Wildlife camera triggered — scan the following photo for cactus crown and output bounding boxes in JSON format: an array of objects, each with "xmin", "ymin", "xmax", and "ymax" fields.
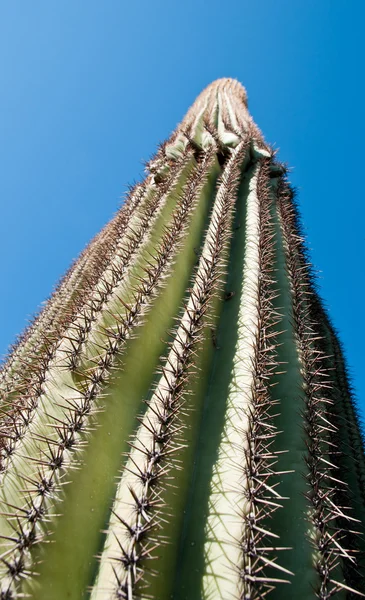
[{"xmin": 0, "ymin": 78, "xmax": 364, "ymax": 600}]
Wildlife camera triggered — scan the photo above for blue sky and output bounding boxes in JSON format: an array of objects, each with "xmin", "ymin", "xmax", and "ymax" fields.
[{"xmin": 0, "ymin": 1, "xmax": 364, "ymax": 418}]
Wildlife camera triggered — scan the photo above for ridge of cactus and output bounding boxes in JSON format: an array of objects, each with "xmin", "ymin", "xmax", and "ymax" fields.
[
  {"xmin": 197, "ymin": 160, "xmax": 286, "ymax": 600},
  {"xmin": 91, "ymin": 139, "xmax": 247, "ymax": 600},
  {"xmin": 0, "ymin": 78, "xmax": 364, "ymax": 600},
  {"xmin": 0, "ymin": 145, "xmax": 219, "ymax": 599},
  {"xmin": 275, "ymin": 179, "xmax": 363, "ymax": 598},
  {"xmin": 310, "ymin": 298, "xmax": 365, "ymax": 594}
]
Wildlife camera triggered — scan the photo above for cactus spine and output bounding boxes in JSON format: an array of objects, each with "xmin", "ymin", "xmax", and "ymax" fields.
[{"xmin": 0, "ymin": 79, "xmax": 364, "ymax": 600}]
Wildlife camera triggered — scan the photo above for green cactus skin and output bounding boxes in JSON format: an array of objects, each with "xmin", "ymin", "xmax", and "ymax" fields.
[{"xmin": 0, "ymin": 79, "xmax": 364, "ymax": 600}]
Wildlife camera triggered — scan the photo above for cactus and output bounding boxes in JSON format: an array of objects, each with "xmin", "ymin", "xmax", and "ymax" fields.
[{"xmin": 0, "ymin": 78, "xmax": 364, "ymax": 600}]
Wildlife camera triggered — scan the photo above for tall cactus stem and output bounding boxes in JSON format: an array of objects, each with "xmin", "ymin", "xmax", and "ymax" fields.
[{"xmin": 0, "ymin": 78, "xmax": 363, "ymax": 600}]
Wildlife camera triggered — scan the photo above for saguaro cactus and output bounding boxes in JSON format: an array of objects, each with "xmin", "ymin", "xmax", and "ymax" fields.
[{"xmin": 0, "ymin": 78, "xmax": 364, "ymax": 600}]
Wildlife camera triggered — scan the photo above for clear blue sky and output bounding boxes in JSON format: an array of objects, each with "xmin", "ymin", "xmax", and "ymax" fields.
[{"xmin": 0, "ymin": 2, "xmax": 364, "ymax": 418}]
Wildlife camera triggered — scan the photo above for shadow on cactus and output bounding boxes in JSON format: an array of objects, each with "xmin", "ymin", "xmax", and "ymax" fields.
[{"xmin": 0, "ymin": 79, "xmax": 364, "ymax": 600}]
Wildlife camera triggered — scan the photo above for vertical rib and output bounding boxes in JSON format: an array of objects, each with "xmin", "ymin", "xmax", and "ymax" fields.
[
  {"xmin": 91, "ymin": 141, "xmax": 246, "ymax": 600},
  {"xmin": 0, "ymin": 149, "xmax": 217, "ymax": 599},
  {"xmin": 276, "ymin": 180, "xmax": 363, "ymax": 598},
  {"xmin": 200, "ymin": 160, "xmax": 284, "ymax": 600}
]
